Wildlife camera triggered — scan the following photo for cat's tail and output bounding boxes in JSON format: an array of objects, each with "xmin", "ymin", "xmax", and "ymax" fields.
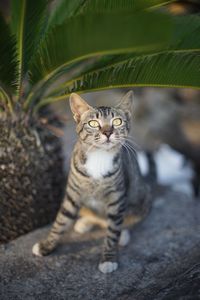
[
  {"xmin": 143, "ymin": 151, "xmax": 157, "ymax": 187},
  {"xmin": 128, "ymin": 167, "xmax": 156, "ymax": 224}
]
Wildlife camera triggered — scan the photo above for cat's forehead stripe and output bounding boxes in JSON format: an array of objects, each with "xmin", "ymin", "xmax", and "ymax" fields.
[{"xmin": 96, "ymin": 106, "xmax": 112, "ymax": 118}]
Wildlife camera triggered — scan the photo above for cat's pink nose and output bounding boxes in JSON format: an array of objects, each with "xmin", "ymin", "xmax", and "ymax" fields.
[{"xmin": 101, "ymin": 125, "xmax": 113, "ymax": 139}]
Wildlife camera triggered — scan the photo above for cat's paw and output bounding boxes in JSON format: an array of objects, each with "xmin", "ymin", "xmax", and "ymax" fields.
[
  {"xmin": 74, "ymin": 217, "xmax": 93, "ymax": 234},
  {"xmin": 32, "ymin": 243, "xmax": 43, "ymax": 256},
  {"xmin": 98, "ymin": 261, "xmax": 118, "ymax": 274},
  {"xmin": 119, "ymin": 229, "xmax": 130, "ymax": 247},
  {"xmin": 32, "ymin": 241, "xmax": 55, "ymax": 256}
]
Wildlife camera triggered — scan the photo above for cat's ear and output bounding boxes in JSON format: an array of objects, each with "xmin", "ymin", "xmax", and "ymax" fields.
[
  {"xmin": 69, "ymin": 93, "xmax": 92, "ymax": 122},
  {"xmin": 118, "ymin": 90, "xmax": 134, "ymax": 115}
]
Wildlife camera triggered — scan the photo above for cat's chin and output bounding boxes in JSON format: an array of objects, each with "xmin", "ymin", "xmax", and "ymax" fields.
[{"xmin": 101, "ymin": 142, "xmax": 120, "ymax": 151}]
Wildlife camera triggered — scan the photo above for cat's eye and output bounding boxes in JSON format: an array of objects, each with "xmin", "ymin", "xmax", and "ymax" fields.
[
  {"xmin": 88, "ymin": 120, "xmax": 100, "ymax": 128},
  {"xmin": 112, "ymin": 118, "xmax": 122, "ymax": 126}
]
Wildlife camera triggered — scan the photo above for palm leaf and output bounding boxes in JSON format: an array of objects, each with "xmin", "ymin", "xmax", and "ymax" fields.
[
  {"xmin": 47, "ymin": 0, "xmax": 86, "ymax": 30},
  {"xmin": 0, "ymin": 14, "xmax": 17, "ymax": 92},
  {"xmin": 36, "ymin": 51, "xmax": 200, "ymax": 110},
  {"xmin": 47, "ymin": 0, "xmax": 174, "ymax": 30},
  {"xmin": 42, "ymin": 54, "xmax": 133, "ymax": 98},
  {"xmin": 0, "ymin": 87, "xmax": 13, "ymax": 113},
  {"xmin": 11, "ymin": 0, "xmax": 47, "ymax": 98},
  {"xmin": 39, "ymin": 0, "xmax": 164, "ymax": 59},
  {"xmin": 29, "ymin": 10, "xmax": 172, "ymax": 85},
  {"xmin": 170, "ymin": 15, "xmax": 200, "ymax": 50},
  {"xmin": 33, "ymin": 14, "xmax": 200, "ymax": 109},
  {"xmin": 66, "ymin": 52, "xmax": 200, "ymax": 90},
  {"xmin": 81, "ymin": 0, "xmax": 174, "ymax": 13}
]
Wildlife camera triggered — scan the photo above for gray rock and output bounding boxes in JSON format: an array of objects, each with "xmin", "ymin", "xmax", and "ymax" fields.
[{"xmin": 0, "ymin": 190, "xmax": 200, "ymax": 300}]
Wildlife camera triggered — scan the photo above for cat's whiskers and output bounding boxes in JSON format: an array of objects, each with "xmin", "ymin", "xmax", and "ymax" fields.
[
  {"xmin": 120, "ymin": 141, "xmax": 133, "ymax": 161},
  {"xmin": 114, "ymin": 136, "xmax": 137, "ymax": 152},
  {"xmin": 113, "ymin": 137, "xmax": 136, "ymax": 160},
  {"xmin": 123, "ymin": 139, "xmax": 137, "ymax": 153},
  {"xmin": 124, "ymin": 142, "xmax": 137, "ymax": 159},
  {"xmin": 121, "ymin": 135, "xmax": 140, "ymax": 150}
]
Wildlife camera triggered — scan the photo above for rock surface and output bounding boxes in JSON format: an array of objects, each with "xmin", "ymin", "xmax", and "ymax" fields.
[{"xmin": 0, "ymin": 189, "xmax": 200, "ymax": 300}]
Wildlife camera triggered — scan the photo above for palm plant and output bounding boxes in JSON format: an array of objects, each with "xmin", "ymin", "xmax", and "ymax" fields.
[{"xmin": 0, "ymin": 0, "xmax": 200, "ymax": 243}]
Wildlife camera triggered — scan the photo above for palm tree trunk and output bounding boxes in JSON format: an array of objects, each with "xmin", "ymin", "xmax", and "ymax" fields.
[{"xmin": 0, "ymin": 113, "xmax": 66, "ymax": 243}]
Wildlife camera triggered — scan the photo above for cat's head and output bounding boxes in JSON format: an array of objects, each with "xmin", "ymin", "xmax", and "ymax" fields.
[{"xmin": 69, "ymin": 91, "xmax": 133, "ymax": 150}]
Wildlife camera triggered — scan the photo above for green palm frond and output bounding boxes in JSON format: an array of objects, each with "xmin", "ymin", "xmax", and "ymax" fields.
[
  {"xmin": 0, "ymin": 14, "xmax": 17, "ymax": 92},
  {"xmin": 11, "ymin": 0, "xmax": 47, "ymax": 98},
  {"xmin": 47, "ymin": 0, "xmax": 86, "ymax": 30},
  {"xmin": 66, "ymin": 51, "xmax": 200, "ymax": 90},
  {"xmin": 44, "ymin": 54, "xmax": 130, "ymax": 97},
  {"xmin": 37, "ymin": 51, "xmax": 200, "ymax": 110},
  {"xmin": 81, "ymin": 0, "xmax": 174, "ymax": 13},
  {"xmin": 33, "ymin": 14, "xmax": 200, "ymax": 110},
  {"xmin": 37, "ymin": 0, "xmax": 166, "ymax": 64},
  {"xmin": 29, "ymin": 10, "xmax": 172, "ymax": 84},
  {"xmin": 170, "ymin": 15, "xmax": 200, "ymax": 50},
  {"xmin": 0, "ymin": 87, "xmax": 13, "ymax": 113},
  {"xmin": 1, "ymin": 0, "xmax": 199, "ymax": 115},
  {"xmin": 47, "ymin": 0, "xmax": 174, "ymax": 30}
]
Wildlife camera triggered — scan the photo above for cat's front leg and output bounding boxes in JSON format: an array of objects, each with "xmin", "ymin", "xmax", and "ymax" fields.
[
  {"xmin": 32, "ymin": 192, "xmax": 80, "ymax": 256},
  {"xmin": 99, "ymin": 194, "xmax": 126, "ymax": 273}
]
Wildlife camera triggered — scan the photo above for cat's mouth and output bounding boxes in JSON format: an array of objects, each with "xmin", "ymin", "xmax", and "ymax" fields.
[
  {"xmin": 101, "ymin": 140, "xmax": 112, "ymax": 146},
  {"xmin": 101, "ymin": 139, "xmax": 121, "ymax": 150},
  {"xmin": 95, "ymin": 135, "xmax": 122, "ymax": 149}
]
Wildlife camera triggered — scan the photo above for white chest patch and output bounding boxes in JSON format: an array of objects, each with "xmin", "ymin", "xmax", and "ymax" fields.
[{"xmin": 85, "ymin": 150, "xmax": 115, "ymax": 180}]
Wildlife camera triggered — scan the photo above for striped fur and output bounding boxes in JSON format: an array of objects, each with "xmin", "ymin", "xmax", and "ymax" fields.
[{"xmin": 32, "ymin": 92, "xmax": 151, "ymax": 273}]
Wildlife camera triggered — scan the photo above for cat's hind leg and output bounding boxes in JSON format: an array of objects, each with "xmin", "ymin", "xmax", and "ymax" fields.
[
  {"xmin": 74, "ymin": 207, "xmax": 107, "ymax": 233},
  {"xmin": 74, "ymin": 209, "xmax": 131, "ymax": 247},
  {"xmin": 74, "ymin": 217, "xmax": 94, "ymax": 234}
]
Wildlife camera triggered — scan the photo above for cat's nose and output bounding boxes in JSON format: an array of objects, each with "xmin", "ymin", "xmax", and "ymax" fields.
[
  {"xmin": 103, "ymin": 131, "xmax": 112, "ymax": 138},
  {"xmin": 101, "ymin": 126, "xmax": 113, "ymax": 139}
]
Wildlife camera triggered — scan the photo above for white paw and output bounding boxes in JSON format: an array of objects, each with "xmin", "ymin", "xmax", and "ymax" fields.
[
  {"xmin": 74, "ymin": 218, "xmax": 93, "ymax": 234},
  {"xmin": 32, "ymin": 243, "xmax": 42, "ymax": 256},
  {"xmin": 98, "ymin": 261, "xmax": 118, "ymax": 274},
  {"xmin": 119, "ymin": 229, "xmax": 130, "ymax": 247}
]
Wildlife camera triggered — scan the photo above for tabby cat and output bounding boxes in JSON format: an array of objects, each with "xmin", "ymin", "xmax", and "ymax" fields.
[{"xmin": 32, "ymin": 91, "xmax": 151, "ymax": 273}]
